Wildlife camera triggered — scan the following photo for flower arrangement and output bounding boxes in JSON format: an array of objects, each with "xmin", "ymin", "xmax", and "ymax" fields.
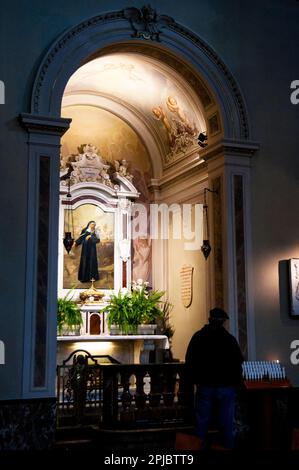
[{"xmin": 105, "ymin": 279, "xmax": 165, "ymax": 335}]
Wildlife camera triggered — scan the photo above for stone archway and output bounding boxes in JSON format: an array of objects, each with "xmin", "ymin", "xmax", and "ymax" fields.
[
  {"xmin": 30, "ymin": 8, "xmax": 249, "ymax": 139},
  {"xmin": 20, "ymin": 5, "xmax": 258, "ymax": 399}
]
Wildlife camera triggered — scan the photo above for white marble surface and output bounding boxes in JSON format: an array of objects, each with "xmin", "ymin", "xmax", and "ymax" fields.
[
  {"xmin": 57, "ymin": 334, "xmax": 169, "ymax": 365},
  {"xmin": 57, "ymin": 334, "xmax": 169, "ymax": 348}
]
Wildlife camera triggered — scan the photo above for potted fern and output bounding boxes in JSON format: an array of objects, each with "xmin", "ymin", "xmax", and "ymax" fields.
[
  {"xmin": 105, "ymin": 290, "xmax": 138, "ymax": 335},
  {"xmin": 57, "ymin": 289, "xmax": 83, "ymax": 336},
  {"xmin": 132, "ymin": 282, "xmax": 164, "ymax": 334},
  {"xmin": 105, "ymin": 280, "xmax": 164, "ymax": 335},
  {"xmin": 156, "ymin": 300, "xmax": 176, "ymax": 361}
]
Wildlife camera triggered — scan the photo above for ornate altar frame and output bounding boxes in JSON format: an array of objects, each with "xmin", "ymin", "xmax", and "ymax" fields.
[{"xmin": 58, "ymin": 144, "xmax": 140, "ymax": 298}]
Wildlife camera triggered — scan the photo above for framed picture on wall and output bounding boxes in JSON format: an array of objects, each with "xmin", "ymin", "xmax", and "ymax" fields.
[
  {"xmin": 63, "ymin": 203, "xmax": 114, "ymax": 290},
  {"xmin": 289, "ymin": 259, "xmax": 299, "ymax": 316}
]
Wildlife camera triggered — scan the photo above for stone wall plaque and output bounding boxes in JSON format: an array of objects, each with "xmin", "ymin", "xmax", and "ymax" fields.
[{"xmin": 180, "ymin": 264, "xmax": 194, "ymax": 308}]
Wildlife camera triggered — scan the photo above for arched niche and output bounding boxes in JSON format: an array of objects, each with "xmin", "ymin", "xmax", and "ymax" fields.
[
  {"xmin": 89, "ymin": 313, "xmax": 101, "ymax": 335},
  {"xmin": 30, "ymin": 10, "xmax": 250, "ymax": 140},
  {"xmin": 19, "ymin": 6, "xmax": 258, "ymax": 398}
]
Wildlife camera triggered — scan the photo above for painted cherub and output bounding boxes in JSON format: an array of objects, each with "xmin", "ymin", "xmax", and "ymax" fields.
[
  {"xmin": 152, "ymin": 105, "xmax": 174, "ymax": 146},
  {"xmin": 166, "ymin": 96, "xmax": 198, "ymax": 136}
]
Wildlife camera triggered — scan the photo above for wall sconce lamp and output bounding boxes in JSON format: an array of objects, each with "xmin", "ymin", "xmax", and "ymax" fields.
[
  {"xmin": 201, "ymin": 187, "xmax": 218, "ymax": 259},
  {"xmin": 63, "ymin": 178, "xmax": 74, "ymax": 254},
  {"xmin": 198, "ymin": 132, "xmax": 208, "ymax": 148}
]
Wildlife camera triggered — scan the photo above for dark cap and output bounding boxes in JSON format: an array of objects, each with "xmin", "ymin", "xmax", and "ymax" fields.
[{"xmin": 209, "ymin": 307, "xmax": 229, "ymax": 320}]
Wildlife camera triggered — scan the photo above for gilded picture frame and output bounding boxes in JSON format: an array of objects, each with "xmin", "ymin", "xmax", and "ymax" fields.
[{"xmin": 63, "ymin": 203, "xmax": 114, "ymax": 290}]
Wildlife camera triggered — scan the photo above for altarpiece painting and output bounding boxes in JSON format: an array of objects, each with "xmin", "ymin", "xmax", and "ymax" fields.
[{"xmin": 63, "ymin": 203, "xmax": 114, "ymax": 290}]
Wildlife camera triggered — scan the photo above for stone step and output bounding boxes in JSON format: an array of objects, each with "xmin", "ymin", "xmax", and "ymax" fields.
[{"xmin": 55, "ymin": 425, "xmax": 194, "ymax": 451}]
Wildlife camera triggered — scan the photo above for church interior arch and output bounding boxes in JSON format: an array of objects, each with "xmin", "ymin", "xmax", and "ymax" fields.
[{"xmin": 58, "ymin": 45, "xmax": 223, "ymax": 361}]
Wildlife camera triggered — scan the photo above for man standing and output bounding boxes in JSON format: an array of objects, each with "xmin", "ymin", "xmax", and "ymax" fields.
[{"xmin": 185, "ymin": 308, "xmax": 243, "ymax": 449}]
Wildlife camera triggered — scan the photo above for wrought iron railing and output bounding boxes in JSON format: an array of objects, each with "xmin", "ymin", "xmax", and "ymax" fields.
[
  {"xmin": 56, "ymin": 350, "xmax": 193, "ymax": 428},
  {"xmin": 56, "ymin": 350, "xmax": 102, "ymax": 427}
]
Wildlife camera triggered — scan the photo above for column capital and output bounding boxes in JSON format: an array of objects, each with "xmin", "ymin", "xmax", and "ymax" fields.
[
  {"xmin": 19, "ymin": 113, "xmax": 71, "ymax": 137},
  {"xmin": 202, "ymin": 138, "xmax": 259, "ymax": 163}
]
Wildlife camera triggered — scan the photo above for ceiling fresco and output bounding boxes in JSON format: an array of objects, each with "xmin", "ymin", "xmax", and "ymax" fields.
[{"xmin": 63, "ymin": 53, "xmax": 206, "ymax": 163}]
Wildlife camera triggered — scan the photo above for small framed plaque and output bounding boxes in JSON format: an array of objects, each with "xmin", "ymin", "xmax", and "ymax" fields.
[
  {"xmin": 289, "ymin": 259, "xmax": 299, "ymax": 316},
  {"xmin": 180, "ymin": 264, "xmax": 194, "ymax": 308}
]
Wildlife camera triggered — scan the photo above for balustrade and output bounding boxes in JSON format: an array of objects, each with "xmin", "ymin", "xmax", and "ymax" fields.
[{"xmin": 56, "ymin": 350, "xmax": 193, "ymax": 428}]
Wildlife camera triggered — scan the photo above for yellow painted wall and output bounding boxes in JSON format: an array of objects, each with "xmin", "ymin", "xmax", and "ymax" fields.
[
  {"xmin": 168, "ymin": 210, "xmax": 207, "ymax": 361},
  {"xmin": 61, "ymin": 105, "xmax": 151, "ymax": 173}
]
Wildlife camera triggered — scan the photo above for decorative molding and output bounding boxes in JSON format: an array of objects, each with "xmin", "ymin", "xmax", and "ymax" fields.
[
  {"xmin": 32, "ymin": 9, "xmax": 125, "ymax": 114},
  {"xmin": 58, "ymin": 174, "xmax": 137, "ymax": 297},
  {"xmin": 61, "ymin": 144, "xmax": 137, "ymax": 190},
  {"xmin": 123, "ymin": 5, "xmax": 174, "ymax": 41},
  {"xmin": 114, "ymin": 160, "xmax": 134, "ymax": 182},
  {"xmin": 200, "ymin": 138, "xmax": 259, "ymax": 161},
  {"xmin": 154, "ymin": 156, "xmax": 206, "ymax": 193},
  {"xmin": 61, "ymin": 194, "xmax": 117, "ymax": 209},
  {"xmin": 30, "ymin": 6, "xmax": 250, "ymax": 141},
  {"xmin": 149, "ymin": 137, "xmax": 258, "ymax": 196},
  {"xmin": 168, "ymin": 21, "xmax": 250, "ymax": 139},
  {"xmin": 20, "ymin": 113, "xmax": 71, "ymax": 136},
  {"xmin": 208, "ymin": 112, "xmax": 221, "ymax": 137},
  {"xmin": 162, "ymin": 145, "xmax": 202, "ymax": 171},
  {"xmin": 64, "ymin": 143, "xmax": 116, "ymax": 188}
]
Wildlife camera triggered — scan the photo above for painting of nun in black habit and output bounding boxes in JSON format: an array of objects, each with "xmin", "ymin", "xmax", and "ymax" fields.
[{"xmin": 75, "ymin": 220, "xmax": 100, "ymax": 282}]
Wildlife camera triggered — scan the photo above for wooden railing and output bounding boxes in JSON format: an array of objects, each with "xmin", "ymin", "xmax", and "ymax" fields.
[
  {"xmin": 56, "ymin": 350, "xmax": 193, "ymax": 428},
  {"xmin": 101, "ymin": 363, "xmax": 193, "ymax": 428}
]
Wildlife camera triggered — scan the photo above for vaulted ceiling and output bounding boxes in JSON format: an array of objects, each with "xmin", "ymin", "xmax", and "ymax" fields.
[{"xmin": 61, "ymin": 52, "xmax": 207, "ymax": 177}]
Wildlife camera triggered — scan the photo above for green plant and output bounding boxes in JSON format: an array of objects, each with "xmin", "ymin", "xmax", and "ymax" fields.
[
  {"xmin": 132, "ymin": 287, "xmax": 164, "ymax": 325},
  {"xmin": 57, "ymin": 289, "xmax": 82, "ymax": 335},
  {"xmin": 156, "ymin": 300, "xmax": 176, "ymax": 362},
  {"xmin": 105, "ymin": 285, "xmax": 165, "ymax": 334},
  {"xmin": 105, "ymin": 290, "xmax": 136, "ymax": 334},
  {"xmin": 156, "ymin": 300, "xmax": 175, "ymax": 339}
]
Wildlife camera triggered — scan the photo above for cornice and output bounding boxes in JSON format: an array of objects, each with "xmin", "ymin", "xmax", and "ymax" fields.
[
  {"xmin": 19, "ymin": 113, "xmax": 71, "ymax": 136},
  {"xmin": 148, "ymin": 137, "xmax": 259, "ymax": 193},
  {"xmin": 200, "ymin": 138, "xmax": 260, "ymax": 161}
]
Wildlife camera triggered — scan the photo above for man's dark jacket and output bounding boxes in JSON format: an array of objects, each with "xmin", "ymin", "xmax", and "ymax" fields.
[{"xmin": 185, "ymin": 324, "xmax": 244, "ymax": 387}]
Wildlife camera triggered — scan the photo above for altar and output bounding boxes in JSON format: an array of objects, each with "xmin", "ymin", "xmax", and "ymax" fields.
[
  {"xmin": 57, "ymin": 143, "xmax": 170, "ymax": 366},
  {"xmin": 57, "ymin": 334, "xmax": 169, "ymax": 365},
  {"xmin": 57, "ymin": 297, "xmax": 170, "ymax": 366}
]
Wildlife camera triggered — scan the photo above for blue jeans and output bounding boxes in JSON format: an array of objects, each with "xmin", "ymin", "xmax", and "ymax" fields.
[{"xmin": 195, "ymin": 385, "xmax": 236, "ymax": 449}]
